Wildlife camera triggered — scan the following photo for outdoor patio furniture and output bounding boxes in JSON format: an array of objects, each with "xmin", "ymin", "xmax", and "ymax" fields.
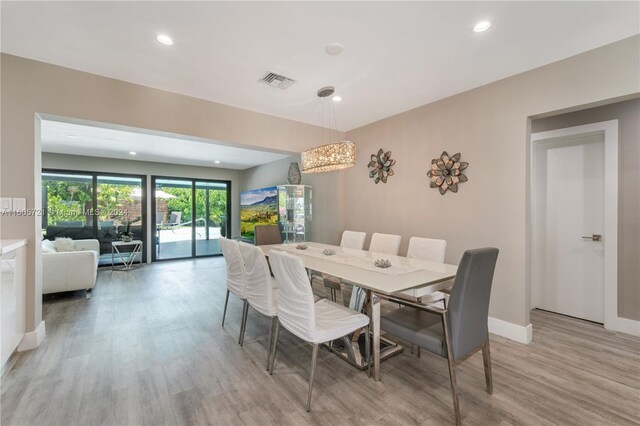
[{"xmin": 167, "ymin": 211, "xmax": 182, "ymax": 227}]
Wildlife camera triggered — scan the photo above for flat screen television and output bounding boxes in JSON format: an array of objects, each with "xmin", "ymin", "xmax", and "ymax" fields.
[{"xmin": 240, "ymin": 186, "xmax": 278, "ymax": 242}]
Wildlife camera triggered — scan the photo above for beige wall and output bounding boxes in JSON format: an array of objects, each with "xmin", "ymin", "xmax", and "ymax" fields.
[
  {"xmin": 0, "ymin": 53, "xmax": 324, "ymax": 333},
  {"xmin": 344, "ymin": 35, "xmax": 640, "ymax": 327},
  {"xmin": 241, "ymin": 156, "xmax": 345, "ymax": 245},
  {"xmin": 2, "ymin": 36, "xmax": 639, "ymax": 336},
  {"xmin": 42, "ymin": 153, "xmax": 243, "ymax": 261},
  {"xmin": 531, "ymin": 99, "xmax": 640, "ymax": 321}
]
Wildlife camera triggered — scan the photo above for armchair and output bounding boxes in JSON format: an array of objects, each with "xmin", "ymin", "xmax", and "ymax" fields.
[{"xmin": 41, "ymin": 239, "xmax": 100, "ymax": 296}]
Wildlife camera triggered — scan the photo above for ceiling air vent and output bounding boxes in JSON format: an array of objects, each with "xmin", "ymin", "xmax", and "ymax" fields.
[{"xmin": 258, "ymin": 71, "xmax": 296, "ymax": 89}]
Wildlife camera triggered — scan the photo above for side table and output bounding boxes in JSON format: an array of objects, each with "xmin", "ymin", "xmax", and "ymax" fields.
[{"xmin": 112, "ymin": 240, "xmax": 143, "ymax": 270}]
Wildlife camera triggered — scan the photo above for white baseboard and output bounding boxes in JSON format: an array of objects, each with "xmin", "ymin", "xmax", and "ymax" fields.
[
  {"xmin": 488, "ymin": 316, "xmax": 532, "ymax": 344},
  {"xmin": 605, "ymin": 316, "xmax": 640, "ymax": 337},
  {"xmin": 18, "ymin": 321, "xmax": 46, "ymax": 351}
]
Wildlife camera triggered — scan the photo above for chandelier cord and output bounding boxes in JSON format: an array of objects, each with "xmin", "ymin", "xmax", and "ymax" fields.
[
  {"xmin": 331, "ymin": 98, "xmax": 340, "ymax": 141},
  {"xmin": 315, "ymin": 97, "xmax": 322, "ymax": 147}
]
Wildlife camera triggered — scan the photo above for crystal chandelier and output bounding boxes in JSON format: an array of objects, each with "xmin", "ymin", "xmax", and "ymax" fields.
[
  {"xmin": 301, "ymin": 86, "xmax": 356, "ymax": 173},
  {"xmin": 302, "ymin": 141, "xmax": 356, "ymax": 173}
]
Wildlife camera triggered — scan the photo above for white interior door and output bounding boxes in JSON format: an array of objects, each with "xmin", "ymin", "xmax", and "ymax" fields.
[{"xmin": 533, "ymin": 132, "xmax": 605, "ymax": 323}]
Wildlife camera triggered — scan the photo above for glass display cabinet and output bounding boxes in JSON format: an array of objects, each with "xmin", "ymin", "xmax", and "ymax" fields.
[{"xmin": 277, "ymin": 185, "xmax": 312, "ymax": 243}]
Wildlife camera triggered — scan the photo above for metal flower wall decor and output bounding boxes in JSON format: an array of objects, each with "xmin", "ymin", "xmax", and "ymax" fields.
[
  {"xmin": 427, "ymin": 151, "xmax": 468, "ymax": 195},
  {"xmin": 368, "ymin": 149, "xmax": 396, "ymax": 184}
]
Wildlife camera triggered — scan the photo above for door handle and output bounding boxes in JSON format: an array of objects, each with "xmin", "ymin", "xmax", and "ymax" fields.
[{"xmin": 582, "ymin": 234, "xmax": 602, "ymax": 241}]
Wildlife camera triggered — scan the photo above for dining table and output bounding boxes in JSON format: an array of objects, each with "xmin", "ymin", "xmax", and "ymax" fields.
[{"xmin": 259, "ymin": 241, "xmax": 458, "ymax": 382}]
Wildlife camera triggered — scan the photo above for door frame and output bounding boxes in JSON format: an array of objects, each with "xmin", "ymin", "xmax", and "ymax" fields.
[{"xmin": 530, "ymin": 120, "xmax": 631, "ymax": 334}]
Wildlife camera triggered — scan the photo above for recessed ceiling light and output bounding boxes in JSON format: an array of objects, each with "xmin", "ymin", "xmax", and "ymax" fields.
[
  {"xmin": 67, "ymin": 135, "xmax": 78, "ymax": 139},
  {"xmin": 156, "ymin": 34, "xmax": 174, "ymax": 45},
  {"xmin": 214, "ymin": 160, "xmax": 221, "ymax": 164},
  {"xmin": 332, "ymin": 96, "xmax": 342, "ymax": 102},
  {"xmin": 473, "ymin": 21, "xmax": 491, "ymax": 32},
  {"xmin": 129, "ymin": 151, "xmax": 137, "ymax": 156},
  {"xmin": 325, "ymin": 42, "xmax": 344, "ymax": 55}
]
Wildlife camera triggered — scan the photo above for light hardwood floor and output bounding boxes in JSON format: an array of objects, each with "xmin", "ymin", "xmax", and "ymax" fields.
[{"xmin": 2, "ymin": 257, "xmax": 639, "ymax": 425}]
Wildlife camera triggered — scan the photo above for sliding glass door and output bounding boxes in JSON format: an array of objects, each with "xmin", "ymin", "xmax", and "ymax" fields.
[
  {"xmin": 154, "ymin": 178, "xmax": 193, "ymax": 260},
  {"xmin": 153, "ymin": 177, "xmax": 230, "ymax": 261},
  {"xmin": 96, "ymin": 175, "xmax": 145, "ymax": 265},
  {"xmin": 41, "ymin": 172, "xmax": 94, "ymax": 238},
  {"xmin": 195, "ymin": 180, "xmax": 229, "ymax": 256},
  {"xmin": 42, "ymin": 170, "xmax": 146, "ymax": 266}
]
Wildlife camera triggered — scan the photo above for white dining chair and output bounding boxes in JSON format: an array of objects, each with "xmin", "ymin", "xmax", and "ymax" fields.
[
  {"xmin": 268, "ymin": 250, "xmax": 370, "ymax": 412},
  {"xmin": 347, "ymin": 232, "xmax": 403, "ymax": 312},
  {"xmin": 340, "ymin": 230, "xmax": 367, "ymax": 250},
  {"xmin": 396, "ymin": 237, "xmax": 448, "ymax": 356},
  {"xmin": 400, "ymin": 236, "xmax": 449, "ymax": 299},
  {"xmin": 407, "ymin": 236, "xmax": 446, "ymax": 262},
  {"xmin": 238, "ymin": 242, "xmax": 279, "ymax": 369},
  {"xmin": 321, "ymin": 231, "xmax": 368, "ymax": 302},
  {"xmin": 219, "ymin": 237, "xmax": 249, "ymax": 344},
  {"xmin": 369, "ymin": 232, "xmax": 402, "ymax": 255}
]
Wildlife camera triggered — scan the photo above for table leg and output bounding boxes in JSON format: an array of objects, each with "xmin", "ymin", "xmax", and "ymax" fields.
[
  {"xmin": 124, "ymin": 249, "xmax": 133, "ymax": 269},
  {"xmin": 124, "ymin": 244, "xmax": 139, "ymax": 269},
  {"xmin": 369, "ymin": 292, "xmax": 381, "ymax": 382}
]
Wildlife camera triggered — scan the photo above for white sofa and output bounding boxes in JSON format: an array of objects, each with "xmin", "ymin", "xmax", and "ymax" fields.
[{"xmin": 41, "ymin": 239, "xmax": 99, "ymax": 295}]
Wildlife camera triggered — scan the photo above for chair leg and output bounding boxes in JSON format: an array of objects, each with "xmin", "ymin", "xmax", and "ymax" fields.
[
  {"xmin": 239, "ymin": 300, "xmax": 249, "ymax": 346},
  {"xmin": 416, "ymin": 347, "xmax": 421, "ymax": 358},
  {"xmin": 443, "ymin": 312, "xmax": 461, "ymax": 426},
  {"xmin": 446, "ymin": 356, "xmax": 461, "ymax": 426},
  {"xmin": 221, "ymin": 289, "xmax": 230, "ymax": 327},
  {"xmin": 482, "ymin": 339, "xmax": 493, "ymax": 395},
  {"xmin": 267, "ymin": 316, "xmax": 277, "ymax": 371},
  {"xmin": 364, "ymin": 325, "xmax": 371, "ymax": 378},
  {"xmin": 269, "ymin": 320, "xmax": 280, "ymax": 375},
  {"xmin": 306, "ymin": 344, "xmax": 319, "ymax": 412}
]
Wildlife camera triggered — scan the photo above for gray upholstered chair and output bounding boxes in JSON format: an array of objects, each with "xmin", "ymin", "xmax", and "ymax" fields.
[
  {"xmin": 254, "ymin": 225, "xmax": 282, "ymax": 246},
  {"xmin": 380, "ymin": 247, "xmax": 499, "ymax": 425}
]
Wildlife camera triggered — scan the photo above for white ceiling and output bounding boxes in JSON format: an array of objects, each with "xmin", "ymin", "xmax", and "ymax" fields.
[
  {"xmin": 2, "ymin": 2, "xmax": 639, "ymax": 131},
  {"xmin": 40, "ymin": 120, "xmax": 290, "ymax": 169}
]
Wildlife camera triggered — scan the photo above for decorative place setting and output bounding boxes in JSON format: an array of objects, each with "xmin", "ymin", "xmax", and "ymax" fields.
[{"xmin": 374, "ymin": 259, "xmax": 392, "ymax": 268}]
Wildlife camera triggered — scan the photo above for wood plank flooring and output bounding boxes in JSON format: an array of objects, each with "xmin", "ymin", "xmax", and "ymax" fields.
[{"xmin": 2, "ymin": 257, "xmax": 639, "ymax": 425}]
